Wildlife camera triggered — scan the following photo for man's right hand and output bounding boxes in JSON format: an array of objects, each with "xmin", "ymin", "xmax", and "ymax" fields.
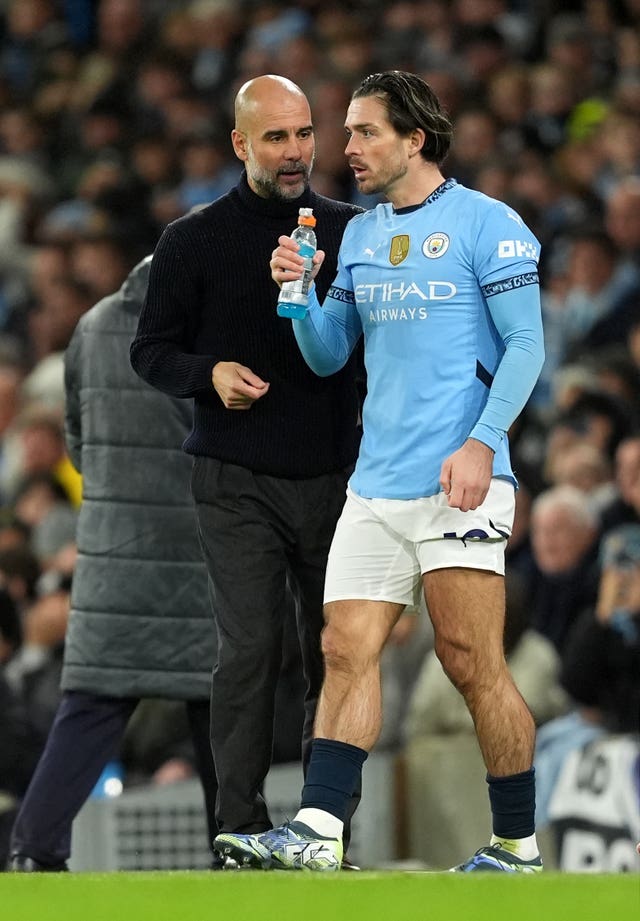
[{"xmin": 212, "ymin": 361, "xmax": 269, "ymax": 410}]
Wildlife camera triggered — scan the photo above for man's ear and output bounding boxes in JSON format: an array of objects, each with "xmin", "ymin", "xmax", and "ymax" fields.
[
  {"xmin": 408, "ymin": 128, "xmax": 426, "ymax": 158},
  {"xmin": 231, "ymin": 129, "xmax": 248, "ymax": 162}
]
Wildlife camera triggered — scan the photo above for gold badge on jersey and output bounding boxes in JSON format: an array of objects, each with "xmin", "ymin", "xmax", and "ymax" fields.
[{"xmin": 389, "ymin": 234, "xmax": 409, "ymax": 265}]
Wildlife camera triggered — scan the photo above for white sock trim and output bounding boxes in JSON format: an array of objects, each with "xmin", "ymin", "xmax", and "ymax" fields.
[
  {"xmin": 295, "ymin": 807, "xmax": 344, "ymax": 840},
  {"xmin": 490, "ymin": 833, "xmax": 539, "ymax": 861}
]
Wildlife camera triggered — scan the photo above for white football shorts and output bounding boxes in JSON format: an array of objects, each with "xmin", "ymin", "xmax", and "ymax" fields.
[{"xmin": 324, "ymin": 478, "xmax": 515, "ymax": 607}]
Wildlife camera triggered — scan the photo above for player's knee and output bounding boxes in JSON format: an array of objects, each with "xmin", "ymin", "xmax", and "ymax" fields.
[
  {"xmin": 434, "ymin": 637, "xmax": 476, "ymax": 694},
  {"xmin": 321, "ymin": 620, "xmax": 367, "ymax": 674}
]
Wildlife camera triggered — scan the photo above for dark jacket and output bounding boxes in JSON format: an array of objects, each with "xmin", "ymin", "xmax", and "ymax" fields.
[{"xmin": 61, "ymin": 258, "xmax": 214, "ymax": 699}]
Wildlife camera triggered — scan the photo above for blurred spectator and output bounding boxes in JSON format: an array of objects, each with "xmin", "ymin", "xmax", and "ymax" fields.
[
  {"xmin": 12, "ymin": 472, "xmax": 77, "ymax": 565},
  {"xmin": 600, "ymin": 434, "xmax": 640, "ymax": 534},
  {"xmin": 154, "ymin": 127, "xmax": 241, "ymax": 223},
  {"xmin": 0, "ymin": 361, "xmax": 24, "ymax": 503},
  {"xmin": 2, "ymin": 559, "xmax": 70, "ymax": 744},
  {"xmin": 445, "ymin": 108, "xmax": 499, "ymax": 188},
  {"xmin": 570, "ymin": 178, "xmax": 640, "ymax": 354},
  {"xmin": 562, "ymin": 523, "xmax": 640, "ymax": 734},
  {"xmin": 0, "ymin": 514, "xmax": 30, "ymax": 554},
  {"xmin": 540, "ymin": 228, "xmax": 639, "ymax": 398},
  {"xmin": 543, "ymin": 389, "xmax": 636, "ymax": 488},
  {"xmin": 524, "ymin": 61, "xmax": 576, "ymax": 154},
  {"xmin": 189, "ymin": 0, "xmax": 243, "ymax": 97},
  {"xmin": 526, "ymin": 485, "xmax": 601, "ymax": 652},
  {"xmin": 535, "ymin": 522, "xmax": 640, "ymax": 832},
  {"xmin": 548, "ymin": 441, "xmax": 615, "ymax": 516},
  {"xmin": 23, "ymin": 277, "xmax": 94, "ymax": 407},
  {"xmin": 68, "ymin": 233, "xmax": 133, "ymax": 302},
  {"xmin": 0, "ymin": 0, "xmax": 69, "ymax": 99},
  {"xmin": 5, "ymin": 409, "xmax": 81, "ymax": 507},
  {"xmin": 0, "ymin": 545, "xmax": 41, "ymax": 611}
]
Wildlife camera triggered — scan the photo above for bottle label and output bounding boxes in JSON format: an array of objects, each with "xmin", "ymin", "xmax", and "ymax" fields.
[{"xmin": 278, "ymin": 241, "xmax": 315, "ymax": 303}]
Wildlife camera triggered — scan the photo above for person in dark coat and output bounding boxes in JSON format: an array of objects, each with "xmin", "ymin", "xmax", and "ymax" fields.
[{"xmin": 7, "ymin": 257, "xmax": 219, "ymax": 871}]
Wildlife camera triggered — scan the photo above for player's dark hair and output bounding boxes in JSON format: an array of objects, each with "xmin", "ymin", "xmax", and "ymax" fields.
[{"xmin": 351, "ymin": 71, "xmax": 453, "ymax": 166}]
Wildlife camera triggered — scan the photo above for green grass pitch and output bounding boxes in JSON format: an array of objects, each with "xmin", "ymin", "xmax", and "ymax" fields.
[{"xmin": 1, "ymin": 871, "xmax": 638, "ymax": 921}]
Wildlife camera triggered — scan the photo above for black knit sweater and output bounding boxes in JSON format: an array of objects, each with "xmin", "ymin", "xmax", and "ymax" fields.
[{"xmin": 131, "ymin": 174, "xmax": 363, "ymax": 478}]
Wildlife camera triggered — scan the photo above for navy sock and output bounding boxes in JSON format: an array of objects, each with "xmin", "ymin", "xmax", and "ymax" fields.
[
  {"xmin": 487, "ymin": 768, "xmax": 536, "ymax": 839},
  {"xmin": 301, "ymin": 738, "xmax": 368, "ymax": 822}
]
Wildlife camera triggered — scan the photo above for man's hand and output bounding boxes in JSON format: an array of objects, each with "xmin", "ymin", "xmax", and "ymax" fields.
[
  {"xmin": 439, "ymin": 438, "xmax": 494, "ymax": 512},
  {"xmin": 270, "ymin": 234, "xmax": 325, "ymax": 288},
  {"xmin": 212, "ymin": 361, "xmax": 269, "ymax": 410}
]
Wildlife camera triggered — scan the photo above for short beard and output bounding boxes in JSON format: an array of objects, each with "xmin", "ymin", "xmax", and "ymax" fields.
[{"xmin": 248, "ymin": 161, "xmax": 312, "ymax": 201}]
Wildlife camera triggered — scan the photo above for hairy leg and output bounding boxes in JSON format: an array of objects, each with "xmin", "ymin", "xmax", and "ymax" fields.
[
  {"xmin": 313, "ymin": 599, "xmax": 405, "ymax": 751},
  {"xmin": 424, "ymin": 568, "xmax": 535, "ymax": 776}
]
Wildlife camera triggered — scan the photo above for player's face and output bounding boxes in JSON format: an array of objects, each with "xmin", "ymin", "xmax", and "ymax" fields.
[
  {"xmin": 344, "ymin": 95, "xmax": 411, "ymax": 199},
  {"xmin": 232, "ymin": 92, "xmax": 315, "ymax": 201}
]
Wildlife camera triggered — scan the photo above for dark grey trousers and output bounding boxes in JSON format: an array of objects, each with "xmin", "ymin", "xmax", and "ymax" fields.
[{"xmin": 191, "ymin": 457, "xmax": 352, "ymax": 835}]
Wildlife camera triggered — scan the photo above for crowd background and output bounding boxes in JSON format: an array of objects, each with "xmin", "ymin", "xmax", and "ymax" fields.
[{"xmin": 0, "ymin": 0, "xmax": 639, "ymax": 870}]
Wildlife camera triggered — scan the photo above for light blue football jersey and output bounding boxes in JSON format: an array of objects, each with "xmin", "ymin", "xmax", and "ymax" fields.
[{"xmin": 295, "ymin": 179, "xmax": 545, "ymax": 499}]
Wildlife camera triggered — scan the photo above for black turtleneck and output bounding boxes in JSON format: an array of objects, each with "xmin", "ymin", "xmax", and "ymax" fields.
[{"xmin": 131, "ymin": 174, "xmax": 363, "ymax": 478}]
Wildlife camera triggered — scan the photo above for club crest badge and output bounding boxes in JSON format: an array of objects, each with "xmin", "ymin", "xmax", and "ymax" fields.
[
  {"xmin": 389, "ymin": 235, "xmax": 410, "ymax": 265},
  {"xmin": 423, "ymin": 232, "xmax": 450, "ymax": 258}
]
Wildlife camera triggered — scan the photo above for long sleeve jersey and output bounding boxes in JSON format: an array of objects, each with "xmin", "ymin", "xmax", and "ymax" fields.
[
  {"xmin": 292, "ymin": 179, "xmax": 545, "ymax": 498},
  {"xmin": 130, "ymin": 174, "xmax": 363, "ymax": 478}
]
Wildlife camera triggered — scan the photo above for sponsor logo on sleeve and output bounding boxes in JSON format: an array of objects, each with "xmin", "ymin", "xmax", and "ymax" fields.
[
  {"xmin": 498, "ymin": 240, "xmax": 539, "ymax": 260},
  {"xmin": 482, "ymin": 272, "xmax": 539, "ymax": 297},
  {"xmin": 327, "ymin": 285, "xmax": 356, "ymax": 304}
]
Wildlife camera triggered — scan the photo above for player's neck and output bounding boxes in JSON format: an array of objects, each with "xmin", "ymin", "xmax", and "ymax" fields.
[{"xmin": 389, "ymin": 163, "xmax": 445, "ymax": 210}]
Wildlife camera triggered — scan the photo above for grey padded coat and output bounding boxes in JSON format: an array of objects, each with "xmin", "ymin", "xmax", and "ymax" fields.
[{"xmin": 61, "ymin": 258, "xmax": 215, "ymax": 699}]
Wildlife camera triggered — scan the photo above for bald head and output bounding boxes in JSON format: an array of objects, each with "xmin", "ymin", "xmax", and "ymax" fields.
[
  {"xmin": 235, "ymin": 75, "xmax": 308, "ymax": 131},
  {"xmin": 231, "ymin": 74, "xmax": 314, "ymax": 200}
]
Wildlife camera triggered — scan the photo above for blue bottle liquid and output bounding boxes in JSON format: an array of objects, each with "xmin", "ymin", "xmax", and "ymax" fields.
[{"xmin": 277, "ymin": 208, "xmax": 317, "ymax": 319}]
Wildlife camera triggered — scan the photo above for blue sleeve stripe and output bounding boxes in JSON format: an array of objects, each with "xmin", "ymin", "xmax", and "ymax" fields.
[
  {"xmin": 327, "ymin": 285, "xmax": 355, "ymax": 304},
  {"xmin": 482, "ymin": 272, "xmax": 539, "ymax": 298}
]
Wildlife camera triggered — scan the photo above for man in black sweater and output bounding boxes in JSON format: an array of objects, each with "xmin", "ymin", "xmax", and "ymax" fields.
[{"xmin": 130, "ymin": 75, "xmax": 363, "ymax": 846}]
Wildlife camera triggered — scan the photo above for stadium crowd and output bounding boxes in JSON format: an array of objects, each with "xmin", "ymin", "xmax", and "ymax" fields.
[{"xmin": 0, "ymin": 0, "xmax": 639, "ymax": 870}]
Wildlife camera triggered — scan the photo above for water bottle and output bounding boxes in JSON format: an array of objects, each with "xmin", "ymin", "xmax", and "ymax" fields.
[{"xmin": 277, "ymin": 207, "xmax": 317, "ymax": 319}]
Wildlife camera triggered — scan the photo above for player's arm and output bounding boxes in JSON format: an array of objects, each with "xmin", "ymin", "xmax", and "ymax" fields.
[
  {"xmin": 441, "ymin": 260, "xmax": 544, "ymax": 512},
  {"xmin": 292, "ymin": 283, "xmax": 362, "ymax": 377},
  {"xmin": 271, "ymin": 234, "xmax": 362, "ymax": 376},
  {"xmin": 469, "ymin": 279, "xmax": 545, "ymax": 450}
]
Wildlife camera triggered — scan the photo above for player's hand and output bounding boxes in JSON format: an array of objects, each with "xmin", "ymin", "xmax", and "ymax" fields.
[
  {"xmin": 439, "ymin": 438, "xmax": 494, "ymax": 512},
  {"xmin": 270, "ymin": 234, "xmax": 325, "ymax": 288},
  {"xmin": 212, "ymin": 361, "xmax": 269, "ymax": 410}
]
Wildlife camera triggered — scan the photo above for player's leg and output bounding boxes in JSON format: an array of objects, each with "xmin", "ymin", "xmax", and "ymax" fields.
[
  {"xmin": 424, "ymin": 565, "xmax": 540, "ymax": 872},
  {"xmin": 287, "ymin": 467, "xmax": 360, "ymax": 861}
]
